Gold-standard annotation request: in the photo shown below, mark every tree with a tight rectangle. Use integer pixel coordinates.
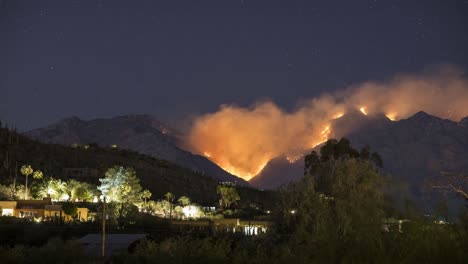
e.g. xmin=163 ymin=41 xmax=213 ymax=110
xmin=178 ymin=196 xmax=191 ymax=207
xmin=165 ymin=192 xmax=175 ymax=219
xmin=62 ymin=202 xmax=78 ymax=221
xmin=305 ymin=138 xmax=383 ymax=194
xmin=217 ymin=184 xmax=240 ymax=210
xmin=65 ymin=179 xmax=96 ymax=202
xmin=98 ymin=166 xmax=143 ymax=204
xmin=276 ymin=154 xmax=387 ymax=262
xmin=432 ymin=172 xmax=468 ymax=203
xmin=98 ymin=166 xmax=144 ymax=226
xmin=370 ymin=152 xmax=383 ymax=168
xmin=37 ymin=178 xmax=68 ymax=201
xmin=0 ymin=184 xmax=24 ymax=200
xmin=0 ymin=184 xmax=13 ymax=200
xmin=32 ymin=170 xmax=43 ymax=180
xmin=79 ymin=183 xmax=96 ymax=202
xmin=360 ymin=145 xmax=371 ymax=160
xmin=150 ymin=200 xmax=172 ymax=218
xmin=304 ymin=150 xmax=320 ymax=176
xmin=20 ymin=165 xmax=33 ymax=200
xmin=141 ymin=189 xmax=152 ymax=209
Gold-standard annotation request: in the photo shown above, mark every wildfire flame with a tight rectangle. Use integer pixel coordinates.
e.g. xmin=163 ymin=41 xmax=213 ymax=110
xmin=359 ymin=106 xmax=368 ymax=115
xmin=333 ymin=112 xmax=344 ymax=119
xmin=307 ymin=124 xmax=332 ymax=149
xmin=286 ymin=154 xmax=304 ymax=164
xmin=188 ymin=67 xmax=468 ymax=181
xmin=385 ymin=112 xmax=397 ymax=121
xmin=215 ymin=159 xmax=268 ymax=181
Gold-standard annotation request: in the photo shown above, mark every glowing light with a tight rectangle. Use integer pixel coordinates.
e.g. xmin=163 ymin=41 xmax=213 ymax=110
xmin=386 ymin=112 xmax=397 ymax=121
xmin=203 ymin=152 xmax=212 ymax=158
xmin=1 ymin=208 xmax=13 ymax=216
xmin=182 ymin=205 xmax=203 ymax=219
xmin=93 ymin=196 xmax=98 ymax=203
xmin=60 ymin=194 xmax=70 ymax=201
xmin=359 ymin=106 xmax=367 ymax=115
xmin=244 ymin=226 xmax=259 ymax=235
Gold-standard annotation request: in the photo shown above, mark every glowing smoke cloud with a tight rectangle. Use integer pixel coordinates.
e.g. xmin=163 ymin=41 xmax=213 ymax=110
xmin=188 ymin=66 xmax=468 ymax=180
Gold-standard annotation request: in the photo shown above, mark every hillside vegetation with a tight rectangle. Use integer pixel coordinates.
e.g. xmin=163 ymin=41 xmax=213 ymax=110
xmin=0 ymin=124 xmax=275 ymax=207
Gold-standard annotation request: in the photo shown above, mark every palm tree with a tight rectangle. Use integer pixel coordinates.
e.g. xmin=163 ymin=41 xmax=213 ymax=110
xmin=141 ymin=189 xmax=152 ymax=210
xmin=38 ymin=178 xmax=68 ymax=201
xmin=52 ymin=179 xmax=68 ymax=201
xmin=33 ymin=170 xmax=43 ymax=180
xmin=178 ymin=196 xmax=191 ymax=207
xmin=165 ymin=192 xmax=175 ymax=219
xmin=20 ymin=165 xmax=33 ymax=199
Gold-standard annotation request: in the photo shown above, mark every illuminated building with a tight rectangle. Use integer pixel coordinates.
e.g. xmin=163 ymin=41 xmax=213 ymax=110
xmin=0 ymin=198 xmax=92 ymax=222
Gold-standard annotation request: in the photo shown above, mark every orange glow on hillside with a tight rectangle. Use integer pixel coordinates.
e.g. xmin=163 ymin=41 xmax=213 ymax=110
xmin=212 ymin=159 xmax=269 ymax=181
xmin=188 ymin=68 xmax=468 ymax=181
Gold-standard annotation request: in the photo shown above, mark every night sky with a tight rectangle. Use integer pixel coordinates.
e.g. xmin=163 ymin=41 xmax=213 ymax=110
xmin=1 ymin=0 xmax=467 ymax=131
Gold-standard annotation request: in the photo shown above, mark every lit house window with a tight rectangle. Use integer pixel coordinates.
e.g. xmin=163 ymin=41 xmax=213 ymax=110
xmin=1 ymin=208 xmax=14 ymax=216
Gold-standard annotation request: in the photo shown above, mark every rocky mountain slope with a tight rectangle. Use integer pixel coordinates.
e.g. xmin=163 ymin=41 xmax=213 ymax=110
xmin=25 ymin=115 xmax=249 ymax=185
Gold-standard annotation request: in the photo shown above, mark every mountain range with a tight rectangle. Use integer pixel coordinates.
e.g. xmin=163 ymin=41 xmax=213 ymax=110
xmin=253 ymin=111 xmax=468 ymax=187
xmin=25 ymin=114 xmax=249 ymax=186
xmin=251 ymin=111 xmax=468 ymax=209
xmin=26 ymin=112 xmax=468 ymax=206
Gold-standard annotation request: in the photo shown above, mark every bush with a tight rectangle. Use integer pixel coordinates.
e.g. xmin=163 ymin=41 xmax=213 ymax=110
xmin=0 ymin=237 xmax=95 ymax=264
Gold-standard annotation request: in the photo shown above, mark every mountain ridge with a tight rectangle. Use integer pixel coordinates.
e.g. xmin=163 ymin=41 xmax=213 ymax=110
xmin=250 ymin=111 xmax=468 ymax=196
xmin=25 ymin=115 xmax=249 ymax=186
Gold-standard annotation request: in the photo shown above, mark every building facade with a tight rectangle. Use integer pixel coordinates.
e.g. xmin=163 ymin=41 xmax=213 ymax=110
xmin=0 ymin=198 xmax=90 ymax=222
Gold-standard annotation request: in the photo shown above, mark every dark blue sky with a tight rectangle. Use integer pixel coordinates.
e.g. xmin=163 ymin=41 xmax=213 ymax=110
xmin=1 ymin=0 xmax=467 ymax=130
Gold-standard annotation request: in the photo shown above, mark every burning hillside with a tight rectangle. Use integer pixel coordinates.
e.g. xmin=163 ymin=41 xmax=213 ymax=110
xmin=187 ymin=66 xmax=468 ymax=181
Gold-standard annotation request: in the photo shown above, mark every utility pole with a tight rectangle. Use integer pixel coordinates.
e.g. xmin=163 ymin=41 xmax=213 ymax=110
xmin=14 ymin=161 xmax=17 ymax=190
xmin=102 ymin=196 xmax=106 ymax=257
xmin=24 ymin=172 xmax=28 ymax=200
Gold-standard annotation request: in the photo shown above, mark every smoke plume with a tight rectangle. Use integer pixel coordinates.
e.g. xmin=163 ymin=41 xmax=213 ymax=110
xmin=187 ymin=66 xmax=468 ymax=180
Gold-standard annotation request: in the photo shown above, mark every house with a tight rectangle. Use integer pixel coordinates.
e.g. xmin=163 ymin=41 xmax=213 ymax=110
xmin=212 ymin=218 xmax=269 ymax=235
xmin=169 ymin=218 xmax=270 ymax=235
xmin=78 ymin=234 xmax=148 ymax=256
xmin=0 ymin=198 xmax=91 ymax=222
